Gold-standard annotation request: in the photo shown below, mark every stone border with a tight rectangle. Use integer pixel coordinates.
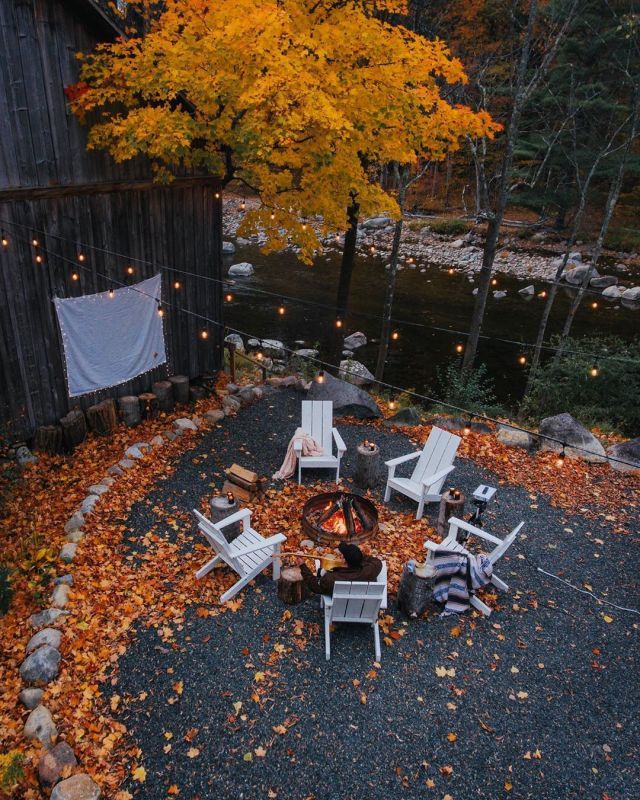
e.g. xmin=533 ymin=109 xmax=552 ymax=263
xmin=14 ymin=380 xmax=281 ymax=797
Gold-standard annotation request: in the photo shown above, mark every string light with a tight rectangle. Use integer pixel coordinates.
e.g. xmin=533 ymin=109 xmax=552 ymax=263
xmin=71 ymin=271 xmax=79 ymax=282
xmin=77 ymin=251 xmax=85 ymax=262
xmin=555 ymin=445 xmax=566 ymax=469
xmin=491 ymin=278 xmax=498 ymax=287
xmin=448 ymin=268 xmax=455 ymax=275
xmin=539 ymin=290 xmax=547 ymax=299
xmin=225 ymin=292 xmax=234 ymax=303
xmin=391 ymin=330 xmax=399 ymax=341
xmin=406 ymin=256 xmax=414 ymax=264
xmin=463 ymin=420 xmax=472 ymax=436
xmin=173 ymin=280 xmax=181 ymax=290
xmin=157 ymin=303 xmax=164 ymax=318
xmin=256 ymin=351 xmax=264 ymax=361
xmin=518 ymin=354 xmax=527 ymax=365
xmin=455 ymin=343 xmax=464 ymax=354
xmin=335 ymin=316 xmax=343 ymax=329
xmin=214 ymin=192 xmax=221 ymax=200
xmin=388 ymin=399 xmax=396 ymax=410
xmin=302 ymin=222 xmax=307 ymax=231
xmin=278 ymin=300 xmax=286 ymax=316
xmin=270 ymin=211 xmax=275 ymax=221
xmin=126 ymin=265 xmax=134 ymax=276
xmin=200 ymin=329 xmax=209 ymax=340
xmin=1 ymin=231 xmax=8 ymax=247
xmin=369 ymin=245 xmax=376 ymax=254
xmin=35 ymin=253 xmax=43 ymax=264
xmin=240 ymin=200 xmax=246 ymax=211
xmin=316 ymin=370 xmax=325 ymax=384
xmin=589 ymin=363 xmax=599 ymax=378
xmin=32 ymin=237 xmax=39 ymax=247
xmin=591 ymin=301 xmax=598 ymax=310
xmin=108 ymin=286 xmax=115 ymax=298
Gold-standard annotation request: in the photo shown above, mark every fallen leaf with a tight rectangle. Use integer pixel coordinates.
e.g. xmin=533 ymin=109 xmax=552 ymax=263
xmin=132 ymin=766 xmax=146 ymax=783
xmin=446 ymin=732 xmax=457 ymax=743
xmin=186 ymin=748 xmax=200 ymax=759
xmin=255 ymin=746 xmax=267 ymax=757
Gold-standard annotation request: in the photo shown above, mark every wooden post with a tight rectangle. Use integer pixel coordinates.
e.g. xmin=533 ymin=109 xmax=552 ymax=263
xmin=118 ymin=395 xmax=141 ymax=427
xmin=33 ymin=425 xmax=63 ymax=454
xmin=277 ymin=566 xmax=309 ymax=604
xmin=354 ymin=442 xmax=380 ymax=489
xmin=60 ymin=409 xmax=87 ymax=451
xmin=138 ymin=392 xmax=159 ymax=420
xmin=169 ymin=375 xmax=190 ymax=405
xmin=209 ymin=495 xmax=242 ymax=542
xmin=228 ymin=343 xmax=236 ymax=383
xmin=152 ymin=380 xmax=174 ymax=412
xmin=86 ymin=399 xmax=117 ymax=436
xmin=437 ymin=490 xmax=465 ymax=537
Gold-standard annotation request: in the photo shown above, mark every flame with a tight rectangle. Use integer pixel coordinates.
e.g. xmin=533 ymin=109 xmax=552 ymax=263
xmin=320 ymin=510 xmax=363 ymax=536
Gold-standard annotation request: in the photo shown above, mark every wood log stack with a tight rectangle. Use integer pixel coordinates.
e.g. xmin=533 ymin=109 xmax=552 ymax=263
xmin=222 ymin=463 xmax=268 ymax=504
xmin=86 ymin=399 xmax=117 ymax=436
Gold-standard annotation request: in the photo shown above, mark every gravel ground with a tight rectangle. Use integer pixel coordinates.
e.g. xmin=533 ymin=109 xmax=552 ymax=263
xmin=111 ymin=389 xmax=639 ymax=800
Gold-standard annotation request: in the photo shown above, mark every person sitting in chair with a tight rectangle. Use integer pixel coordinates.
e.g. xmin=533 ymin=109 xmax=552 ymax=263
xmin=299 ymin=541 xmax=382 ymax=595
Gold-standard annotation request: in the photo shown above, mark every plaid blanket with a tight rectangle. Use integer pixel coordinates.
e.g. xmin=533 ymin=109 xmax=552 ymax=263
xmin=432 ymin=549 xmax=493 ymax=614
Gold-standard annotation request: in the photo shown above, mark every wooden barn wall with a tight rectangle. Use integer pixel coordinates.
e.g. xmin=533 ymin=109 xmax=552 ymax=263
xmin=0 ymin=0 xmax=223 ymax=439
xmin=0 ymin=186 xmax=223 ymax=439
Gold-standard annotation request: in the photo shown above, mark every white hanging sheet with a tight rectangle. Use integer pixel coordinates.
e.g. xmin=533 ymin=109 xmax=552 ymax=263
xmin=53 ymin=274 xmax=166 ymax=397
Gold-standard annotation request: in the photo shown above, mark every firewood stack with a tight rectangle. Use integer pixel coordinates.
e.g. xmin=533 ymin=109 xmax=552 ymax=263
xmin=222 ymin=463 xmax=268 ymax=504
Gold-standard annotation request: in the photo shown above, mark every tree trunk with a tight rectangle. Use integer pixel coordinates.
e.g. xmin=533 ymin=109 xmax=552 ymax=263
xmin=444 ymin=154 xmax=453 ymax=209
xmin=333 ymin=193 xmax=360 ymax=363
xmin=374 ymin=216 xmax=403 ymax=382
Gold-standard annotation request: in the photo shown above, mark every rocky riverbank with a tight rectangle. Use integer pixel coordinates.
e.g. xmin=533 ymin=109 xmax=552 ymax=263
xmin=222 ymin=195 xmax=640 ymax=298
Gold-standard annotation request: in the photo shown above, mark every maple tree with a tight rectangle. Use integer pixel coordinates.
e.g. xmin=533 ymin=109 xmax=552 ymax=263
xmin=68 ymin=0 xmax=498 ymax=262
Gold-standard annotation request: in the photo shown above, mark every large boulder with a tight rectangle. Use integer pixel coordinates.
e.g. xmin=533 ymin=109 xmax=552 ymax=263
xmin=622 ymin=286 xmax=640 ymax=301
xmin=339 ymin=359 xmax=375 ymax=386
xmin=222 ymin=240 xmax=236 ymax=255
xmin=260 ymin=339 xmax=286 ymax=357
xmin=50 ymin=774 xmax=101 ymax=800
xmin=384 ymin=407 xmax=422 ymax=427
xmin=343 ymin=331 xmax=367 ymax=350
xmin=24 ymin=705 xmax=57 ymax=748
xmin=590 ymin=275 xmax=617 ymax=289
xmin=539 ymin=413 xmax=606 ymax=462
xmin=224 ymin=333 xmax=245 ymax=353
xmin=228 ymin=262 xmax=254 ymax=276
xmin=26 ymin=628 xmax=61 ymax=655
xmin=518 ymin=284 xmax=535 ymax=296
xmin=563 ymin=265 xmax=598 ymax=285
xmin=20 ymin=644 xmax=61 ymax=685
xmin=362 ymin=216 xmax=391 ymax=229
xmin=38 ymin=741 xmax=78 ymax=789
xmin=606 ymin=438 xmax=640 ymax=473
xmin=496 ymin=424 xmax=533 ymax=450
xmin=307 ymin=371 xmax=381 ymax=419
xmin=602 ymin=285 xmax=623 ymax=299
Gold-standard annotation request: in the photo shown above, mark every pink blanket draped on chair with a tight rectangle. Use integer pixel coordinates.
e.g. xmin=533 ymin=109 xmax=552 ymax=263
xmin=273 ymin=427 xmax=323 ymax=480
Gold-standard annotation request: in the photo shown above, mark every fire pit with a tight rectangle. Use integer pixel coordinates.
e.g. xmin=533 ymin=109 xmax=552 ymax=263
xmin=301 ymin=491 xmax=378 ymax=547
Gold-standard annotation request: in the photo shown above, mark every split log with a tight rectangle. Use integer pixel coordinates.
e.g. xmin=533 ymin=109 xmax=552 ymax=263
xmin=139 ymin=392 xmax=159 ymax=420
xmin=168 ymin=374 xmax=190 ymax=405
xmin=33 ymin=425 xmax=63 ymax=454
xmin=209 ymin=495 xmax=241 ymax=542
xmin=437 ymin=490 xmax=465 ymax=537
xmin=60 ymin=409 xmax=87 ymax=451
xmin=277 ymin=566 xmax=309 ymax=604
xmin=355 ymin=443 xmax=380 ymax=489
xmin=397 ymin=564 xmax=433 ymax=618
xmin=189 ymin=385 xmax=207 ymax=402
xmin=118 ymin=395 xmax=141 ymax=427
xmin=86 ymin=399 xmax=117 ymax=436
xmin=152 ymin=380 xmax=174 ymax=412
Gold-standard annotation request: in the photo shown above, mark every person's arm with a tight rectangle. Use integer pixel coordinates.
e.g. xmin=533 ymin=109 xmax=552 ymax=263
xmin=299 ymin=562 xmax=324 ymax=594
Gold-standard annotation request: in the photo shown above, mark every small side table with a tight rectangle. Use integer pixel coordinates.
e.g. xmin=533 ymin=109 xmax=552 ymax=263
xmin=209 ymin=495 xmax=242 ymax=542
xmin=437 ymin=489 xmax=465 ymax=537
xmin=355 ymin=442 xmax=380 ymax=489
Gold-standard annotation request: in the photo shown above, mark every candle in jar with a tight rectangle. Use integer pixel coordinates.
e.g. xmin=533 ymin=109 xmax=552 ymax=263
xmin=454 ymin=490 xmax=461 ymax=500
xmin=226 ymin=491 xmax=235 ymax=504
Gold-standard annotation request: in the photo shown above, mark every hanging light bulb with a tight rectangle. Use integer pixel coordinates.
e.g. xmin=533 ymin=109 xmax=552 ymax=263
xmin=335 ymin=316 xmax=343 ymax=329
xmin=302 ymin=222 xmax=307 ymax=231
xmin=256 ymin=350 xmax=264 ymax=361
xmin=108 ymin=286 xmax=115 ymax=298
xmin=270 ymin=211 xmax=275 ymax=221
xmin=77 ymin=251 xmax=85 ymax=262
xmin=589 ymin=363 xmax=599 ymax=378
xmin=126 ymin=265 xmax=134 ymax=276
xmin=278 ymin=300 xmax=286 ymax=316
xmin=157 ymin=303 xmax=164 ymax=318
xmin=388 ymin=399 xmax=396 ymax=411
xmin=591 ymin=301 xmax=598 ymax=310
xmin=1 ymin=231 xmax=8 ymax=247
xmin=369 ymin=244 xmax=376 ymax=254
xmin=200 ymin=329 xmax=209 ymax=340
xmin=539 ymin=290 xmax=547 ymax=299
xmin=240 ymin=200 xmax=246 ymax=211
xmin=463 ymin=420 xmax=472 ymax=436
xmin=225 ymin=292 xmax=234 ymax=303
xmin=555 ymin=445 xmax=566 ymax=469
xmin=491 ymin=277 xmax=498 ymax=287
xmin=448 ymin=267 xmax=455 ymax=275
xmin=391 ymin=330 xmax=399 ymax=341
xmin=316 ymin=370 xmax=325 ymax=384
xmin=71 ymin=271 xmax=79 ymax=281
xmin=518 ymin=354 xmax=527 ymax=365
xmin=35 ymin=253 xmax=43 ymax=264
xmin=406 ymin=256 xmax=414 ymax=264
xmin=32 ymin=237 xmax=39 ymax=247
xmin=214 ymin=191 xmax=221 ymax=200
xmin=455 ymin=343 xmax=464 ymax=354
xmin=335 ymin=233 xmax=340 ymax=242
xmin=173 ymin=280 xmax=181 ymax=290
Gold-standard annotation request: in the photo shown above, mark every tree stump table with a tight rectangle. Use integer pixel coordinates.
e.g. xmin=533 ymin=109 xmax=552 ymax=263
xmin=139 ymin=392 xmax=159 ymax=420
xmin=437 ymin=489 xmax=465 ymax=537
xmin=86 ymin=398 xmax=117 ymax=436
xmin=209 ymin=495 xmax=241 ymax=542
xmin=397 ymin=564 xmax=434 ymax=618
xmin=169 ymin=374 xmax=190 ymax=405
xmin=152 ymin=380 xmax=174 ymax=412
xmin=277 ymin=566 xmax=309 ymax=604
xmin=355 ymin=441 xmax=380 ymax=489
xmin=118 ymin=396 xmax=141 ymax=427
xmin=60 ymin=409 xmax=87 ymax=451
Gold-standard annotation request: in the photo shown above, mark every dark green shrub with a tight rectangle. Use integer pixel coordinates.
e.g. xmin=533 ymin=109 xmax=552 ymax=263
xmin=432 ymin=359 xmax=504 ymax=417
xmin=428 ymin=218 xmax=472 ymax=237
xmin=520 ymin=336 xmax=640 ymax=436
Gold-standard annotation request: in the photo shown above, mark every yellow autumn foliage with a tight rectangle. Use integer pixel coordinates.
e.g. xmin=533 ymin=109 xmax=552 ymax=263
xmin=69 ymin=0 xmax=499 ymax=261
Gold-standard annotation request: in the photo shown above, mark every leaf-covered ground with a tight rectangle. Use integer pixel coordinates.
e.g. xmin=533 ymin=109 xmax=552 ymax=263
xmin=2 ymin=386 xmax=639 ymax=799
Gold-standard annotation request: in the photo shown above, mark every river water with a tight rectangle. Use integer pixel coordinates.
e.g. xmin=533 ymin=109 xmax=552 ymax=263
xmin=222 ymin=243 xmax=638 ymax=407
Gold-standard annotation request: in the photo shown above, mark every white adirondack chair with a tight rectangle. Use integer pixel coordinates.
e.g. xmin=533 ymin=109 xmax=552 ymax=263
xmin=384 ymin=426 xmax=461 ymax=519
xmin=296 ymin=400 xmax=346 ymax=484
xmin=193 ymin=508 xmax=286 ymax=603
xmin=424 ymin=516 xmax=523 ymax=616
xmin=321 ymin=580 xmax=386 ymax=661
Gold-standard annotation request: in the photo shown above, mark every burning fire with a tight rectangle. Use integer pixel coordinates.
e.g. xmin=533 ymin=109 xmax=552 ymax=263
xmin=315 ymin=503 xmax=363 ymax=536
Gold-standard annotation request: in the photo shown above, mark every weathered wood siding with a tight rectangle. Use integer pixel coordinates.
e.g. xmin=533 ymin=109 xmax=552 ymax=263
xmin=0 ymin=0 xmax=223 ymax=439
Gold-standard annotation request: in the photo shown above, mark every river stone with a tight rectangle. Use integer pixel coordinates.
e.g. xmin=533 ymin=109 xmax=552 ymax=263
xmin=343 ymin=331 xmax=367 ymax=350
xmin=65 ymin=530 xmax=84 ymax=543
xmin=493 ymin=290 xmax=507 ymax=298
xmin=17 ymin=445 xmax=37 ymax=466
xmin=64 ymin=512 xmax=84 ymax=534
xmin=107 ymin=463 xmax=123 ymax=476
xmin=26 ymin=628 xmax=61 ymax=655
xmin=19 ymin=687 xmax=44 ymax=709
xmin=363 ymin=216 xmax=390 ymax=228
xmin=563 ymin=265 xmax=598 ymax=285
xmin=602 ymin=285 xmax=623 ymax=299
xmin=174 ymin=417 xmax=198 ymax=431
xmin=450 ymin=238 xmax=465 ymax=248
xmin=124 ymin=444 xmax=145 ymax=459
xmin=222 ymin=396 xmax=241 ymax=414
xmin=590 ymin=275 xmax=617 ymax=289
xmin=80 ymin=495 xmax=99 ymax=514
xmin=54 ymin=574 xmax=73 ymax=586
xmin=228 ymin=261 xmax=254 ymax=276
xmin=224 ymin=333 xmax=245 ymax=353
xmin=294 ymin=348 xmax=319 ymax=358
xmin=518 ymin=284 xmax=535 ymax=296
xmin=222 ymin=240 xmax=236 ymax=255
xmin=30 ymin=608 xmax=68 ymax=629
xmin=569 ymin=250 xmax=582 ymax=262
xmin=51 ymin=584 xmax=70 ymax=608
xmin=88 ymin=484 xmax=108 ymax=496
xmin=50 ymin=774 xmax=101 ymax=800
xmin=164 ymin=429 xmax=178 ymax=441
xmin=38 ymin=741 xmax=78 ymax=789
xmin=24 ymin=705 xmax=57 ymax=748
xmin=339 ymin=359 xmax=375 ymax=386
xmin=261 ymin=338 xmax=286 ymax=357
xmin=150 ymin=435 xmax=165 ymax=447
xmin=118 ymin=458 xmax=136 ymax=469
xmin=539 ymin=413 xmax=606 ymax=462
xmin=622 ymin=286 xmax=640 ymax=301
xmin=253 ymin=386 xmax=264 ymax=399
xmin=60 ymin=543 xmax=77 ymax=563
xmin=226 ymin=382 xmax=240 ymax=394
xmin=384 ymin=407 xmax=422 ymax=427
xmin=204 ymin=409 xmax=225 ymax=424
xmin=496 ymin=424 xmax=533 ymax=450
xmin=21 ymin=644 xmax=61 ymax=686
xmin=308 ymin=371 xmax=381 ymax=419
xmin=606 ymin=438 xmax=640 ymax=473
